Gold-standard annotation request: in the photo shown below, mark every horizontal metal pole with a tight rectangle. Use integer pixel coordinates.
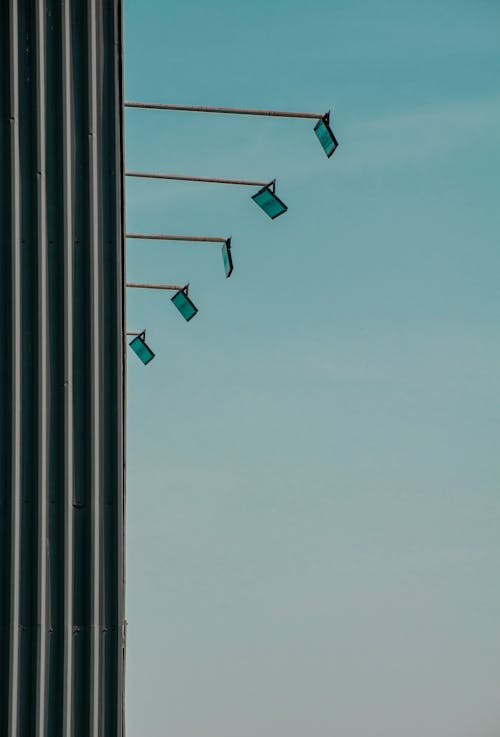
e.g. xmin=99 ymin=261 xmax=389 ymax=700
xmin=126 ymin=331 xmax=143 ymax=336
xmin=126 ymin=282 xmax=185 ymax=291
xmin=126 ymin=171 xmax=271 ymax=188
xmin=125 ymin=101 xmax=324 ymax=120
xmin=126 ymin=233 xmax=227 ymax=244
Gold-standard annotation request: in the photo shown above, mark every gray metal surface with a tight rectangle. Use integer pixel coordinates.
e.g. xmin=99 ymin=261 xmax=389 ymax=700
xmin=125 ymin=100 xmax=325 ymax=118
xmin=126 ymin=170 xmax=271 ymax=187
xmin=126 ymin=283 xmax=186 ymax=291
xmin=0 ymin=1 xmax=126 ymax=735
xmin=126 ymin=233 xmax=228 ymax=243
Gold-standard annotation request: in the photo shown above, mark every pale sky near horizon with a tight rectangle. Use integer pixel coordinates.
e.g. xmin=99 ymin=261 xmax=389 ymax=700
xmin=123 ymin=2 xmax=500 ymax=736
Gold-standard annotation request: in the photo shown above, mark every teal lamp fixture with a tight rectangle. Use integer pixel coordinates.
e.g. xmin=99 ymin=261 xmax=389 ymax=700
xmin=126 ymin=232 xmax=234 ymax=279
xmin=125 ymin=171 xmax=287 ymax=220
xmin=171 ymin=287 xmax=198 ymax=321
xmin=221 ymin=238 xmax=233 ymax=278
xmin=125 ymin=101 xmax=339 ymax=159
xmin=126 ymin=281 xmax=199 ymax=321
xmin=251 ymin=181 xmax=287 ymax=219
xmin=313 ymin=113 xmax=338 ymax=158
xmin=127 ymin=330 xmax=155 ymax=365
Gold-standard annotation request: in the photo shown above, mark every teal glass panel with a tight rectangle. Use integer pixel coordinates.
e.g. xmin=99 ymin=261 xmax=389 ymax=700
xmin=222 ymin=240 xmax=233 ymax=278
xmin=171 ymin=290 xmax=198 ymax=321
xmin=314 ymin=117 xmax=338 ymax=158
xmin=129 ymin=335 xmax=155 ymax=365
xmin=251 ymin=186 xmax=287 ymax=219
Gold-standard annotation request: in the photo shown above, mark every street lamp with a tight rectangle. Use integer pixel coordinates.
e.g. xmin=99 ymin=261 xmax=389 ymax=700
xmin=251 ymin=181 xmax=287 ymax=219
xmin=126 ymin=233 xmax=234 ymax=279
xmin=126 ymin=171 xmax=288 ymax=219
xmin=221 ymin=238 xmax=233 ymax=278
xmin=127 ymin=330 xmax=155 ymax=365
xmin=313 ymin=113 xmax=338 ymax=158
xmin=125 ymin=101 xmax=339 ymax=158
xmin=126 ymin=281 xmax=199 ymax=322
xmin=171 ymin=287 xmax=198 ymax=321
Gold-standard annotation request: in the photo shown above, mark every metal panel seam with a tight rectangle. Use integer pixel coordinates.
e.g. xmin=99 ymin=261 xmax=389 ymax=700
xmin=61 ymin=0 xmax=75 ymax=734
xmin=117 ymin=0 xmax=127 ymax=731
xmin=88 ymin=0 xmax=102 ymax=734
xmin=35 ymin=1 xmax=50 ymax=733
xmin=8 ymin=1 xmax=22 ymax=734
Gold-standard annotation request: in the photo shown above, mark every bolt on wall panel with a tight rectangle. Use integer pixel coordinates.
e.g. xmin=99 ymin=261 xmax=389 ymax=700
xmin=0 ymin=1 xmax=126 ymax=735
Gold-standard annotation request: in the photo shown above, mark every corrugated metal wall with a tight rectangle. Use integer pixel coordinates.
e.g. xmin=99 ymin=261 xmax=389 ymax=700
xmin=0 ymin=0 xmax=126 ymax=735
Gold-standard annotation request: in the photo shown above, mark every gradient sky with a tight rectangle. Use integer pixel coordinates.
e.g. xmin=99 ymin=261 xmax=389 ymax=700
xmin=123 ymin=2 xmax=500 ymax=736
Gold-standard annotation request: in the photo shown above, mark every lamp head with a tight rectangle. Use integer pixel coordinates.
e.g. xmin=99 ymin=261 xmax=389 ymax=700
xmin=171 ymin=286 xmax=198 ymax=321
xmin=129 ymin=331 xmax=155 ymax=365
xmin=314 ymin=112 xmax=338 ymax=158
xmin=222 ymin=238 xmax=234 ymax=278
xmin=252 ymin=182 xmax=288 ymax=219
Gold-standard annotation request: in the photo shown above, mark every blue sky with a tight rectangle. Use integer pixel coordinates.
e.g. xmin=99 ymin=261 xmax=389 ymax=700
xmin=123 ymin=1 xmax=500 ymax=736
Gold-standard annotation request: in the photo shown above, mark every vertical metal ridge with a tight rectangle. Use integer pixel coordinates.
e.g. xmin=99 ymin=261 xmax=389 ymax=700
xmin=100 ymin=2 xmax=126 ymax=731
xmin=61 ymin=0 xmax=75 ymax=734
xmin=88 ymin=0 xmax=103 ymax=733
xmin=0 ymin=0 xmax=11 ymax=725
xmin=61 ymin=22 xmax=75 ymax=737
xmin=8 ymin=0 xmax=22 ymax=734
xmin=69 ymin=0 xmax=91 ymax=729
xmin=34 ymin=1 xmax=50 ymax=734
xmin=116 ymin=0 xmax=127 ymax=729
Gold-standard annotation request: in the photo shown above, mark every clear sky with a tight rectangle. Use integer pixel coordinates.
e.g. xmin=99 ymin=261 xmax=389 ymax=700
xmin=123 ymin=2 xmax=500 ymax=736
